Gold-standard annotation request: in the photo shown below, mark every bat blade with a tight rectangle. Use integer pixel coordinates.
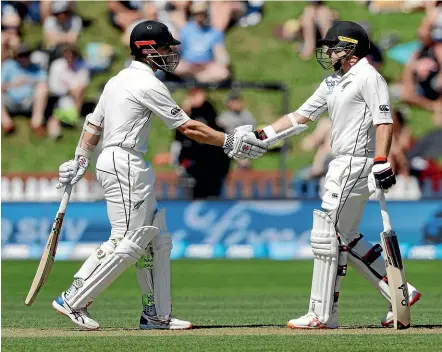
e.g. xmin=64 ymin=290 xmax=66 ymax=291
xmin=380 ymin=230 xmax=410 ymax=329
xmin=25 ymin=213 xmax=65 ymax=306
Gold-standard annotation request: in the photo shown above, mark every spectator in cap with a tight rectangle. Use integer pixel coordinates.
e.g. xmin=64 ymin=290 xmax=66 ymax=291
xmin=217 ymin=90 xmax=256 ymax=169
xmin=43 ymin=1 xmax=82 ymax=50
xmin=400 ymin=24 xmax=442 ymax=127
xmin=1 ymin=44 xmax=48 ymax=136
xmin=174 ymin=1 xmax=230 ymax=83
xmin=217 ymin=90 xmax=256 ymax=134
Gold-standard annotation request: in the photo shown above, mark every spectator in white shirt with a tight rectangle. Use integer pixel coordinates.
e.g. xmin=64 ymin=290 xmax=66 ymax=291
xmin=43 ymin=1 xmax=82 ymax=50
xmin=45 ymin=45 xmax=89 ymax=138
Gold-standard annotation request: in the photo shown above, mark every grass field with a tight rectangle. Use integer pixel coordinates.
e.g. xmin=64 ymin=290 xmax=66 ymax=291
xmin=1 ymin=1 xmax=436 ymax=173
xmin=2 ymin=260 xmax=442 ymax=351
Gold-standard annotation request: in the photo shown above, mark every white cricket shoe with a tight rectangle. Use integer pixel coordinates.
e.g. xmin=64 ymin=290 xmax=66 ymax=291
xmin=52 ymin=293 xmax=99 ymax=330
xmin=139 ymin=312 xmax=192 ymax=330
xmin=381 ymin=288 xmax=422 ymax=327
xmin=287 ymin=312 xmax=336 ymax=329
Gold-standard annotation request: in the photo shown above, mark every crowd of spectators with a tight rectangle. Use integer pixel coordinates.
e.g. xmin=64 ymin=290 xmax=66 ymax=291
xmin=2 ymin=1 xmax=440 ymax=199
xmin=1 ymin=1 xmax=90 ymax=139
xmin=1 ymin=0 xmax=264 ymax=142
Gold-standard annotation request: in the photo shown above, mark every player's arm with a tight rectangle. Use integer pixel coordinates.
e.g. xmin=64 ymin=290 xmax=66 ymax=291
xmin=362 ymin=74 xmax=396 ymax=192
xmin=142 ymin=83 xmax=267 ymax=159
xmin=56 ymin=93 xmax=105 ymax=189
xmin=177 ymin=119 xmax=225 ymax=146
xmin=253 ymin=82 xmax=328 ymax=142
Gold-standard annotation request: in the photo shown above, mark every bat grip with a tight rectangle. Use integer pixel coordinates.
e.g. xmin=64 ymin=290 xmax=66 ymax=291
xmin=58 ymin=184 xmax=73 ymax=213
xmin=376 ymin=189 xmax=392 ymax=232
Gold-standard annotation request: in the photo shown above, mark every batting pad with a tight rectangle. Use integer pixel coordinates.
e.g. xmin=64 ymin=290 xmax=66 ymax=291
xmin=309 ymin=210 xmax=339 ymax=324
xmin=67 ymin=226 xmax=159 ymax=309
xmin=135 ymin=208 xmax=172 ymax=319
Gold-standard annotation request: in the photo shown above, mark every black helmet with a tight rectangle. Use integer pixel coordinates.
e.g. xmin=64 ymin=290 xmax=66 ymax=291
xmin=130 ymin=20 xmax=181 ymax=72
xmin=316 ymin=21 xmax=370 ymax=71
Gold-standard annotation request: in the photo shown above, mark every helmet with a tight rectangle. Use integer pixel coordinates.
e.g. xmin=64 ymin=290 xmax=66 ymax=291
xmin=316 ymin=21 xmax=370 ymax=71
xmin=130 ymin=20 xmax=181 ymax=72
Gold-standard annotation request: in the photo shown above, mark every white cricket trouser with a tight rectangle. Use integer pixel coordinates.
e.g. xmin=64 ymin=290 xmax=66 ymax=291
xmin=321 ymin=155 xmax=373 ymax=244
xmin=95 ymin=146 xmax=157 ymax=241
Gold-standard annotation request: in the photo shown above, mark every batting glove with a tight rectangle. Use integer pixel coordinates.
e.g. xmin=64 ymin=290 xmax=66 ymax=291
xmin=368 ymin=157 xmax=396 ymax=193
xmin=224 ymin=125 xmax=268 ymax=160
xmin=56 ymin=155 xmax=90 ymax=189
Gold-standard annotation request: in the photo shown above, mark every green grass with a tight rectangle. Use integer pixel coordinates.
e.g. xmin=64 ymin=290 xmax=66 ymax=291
xmin=1 ymin=2 xmax=435 ymax=172
xmin=2 ymin=260 xmax=442 ymax=351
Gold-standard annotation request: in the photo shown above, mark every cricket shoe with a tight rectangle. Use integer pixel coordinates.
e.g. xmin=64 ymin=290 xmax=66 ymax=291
xmin=381 ymin=288 xmax=422 ymax=327
xmin=52 ymin=293 xmax=99 ymax=330
xmin=287 ymin=311 xmax=338 ymax=329
xmin=139 ymin=312 xmax=192 ymax=330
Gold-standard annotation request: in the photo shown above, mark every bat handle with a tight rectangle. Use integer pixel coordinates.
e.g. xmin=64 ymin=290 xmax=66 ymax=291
xmin=376 ymin=189 xmax=392 ymax=233
xmin=58 ymin=184 xmax=73 ymax=213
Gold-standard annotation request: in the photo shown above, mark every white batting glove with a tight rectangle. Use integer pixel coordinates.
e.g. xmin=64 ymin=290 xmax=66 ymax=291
xmin=224 ymin=125 xmax=268 ymax=160
xmin=56 ymin=156 xmax=90 ymax=189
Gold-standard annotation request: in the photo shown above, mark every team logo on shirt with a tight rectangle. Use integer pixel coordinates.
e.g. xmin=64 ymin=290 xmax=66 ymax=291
xmin=171 ymin=107 xmax=182 ymax=116
xmin=341 ymin=81 xmax=352 ymax=91
xmin=379 ymin=105 xmax=390 ymax=112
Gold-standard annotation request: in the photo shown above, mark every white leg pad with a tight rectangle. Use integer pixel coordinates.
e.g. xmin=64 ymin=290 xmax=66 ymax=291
xmin=136 ymin=208 xmax=171 ymax=319
xmin=309 ymin=210 xmax=339 ymax=324
xmin=66 ymin=226 xmax=159 ymax=309
xmin=152 ymin=231 xmax=172 ymax=319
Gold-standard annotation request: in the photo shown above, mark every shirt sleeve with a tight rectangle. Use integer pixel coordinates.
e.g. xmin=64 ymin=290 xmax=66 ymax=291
xmin=88 ymin=93 xmax=105 ymax=127
xmin=43 ymin=17 xmax=56 ymax=32
xmin=296 ymin=80 xmax=328 ymax=121
xmin=212 ymin=30 xmax=224 ymax=46
xmin=1 ymin=61 xmax=12 ymax=83
xmin=140 ymin=82 xmax=190 ymax=129
xmin=361 ymin=73 xmax=393 ymax=125
xmin=69 ymin=16 xmax=83 ymax=33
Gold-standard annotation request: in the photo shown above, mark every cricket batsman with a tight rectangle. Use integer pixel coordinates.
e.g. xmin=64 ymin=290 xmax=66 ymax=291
xmin=52 ymin=20 xmax=268 ymax=330
xmin=246 ymin=21 xmax=421 ymax=328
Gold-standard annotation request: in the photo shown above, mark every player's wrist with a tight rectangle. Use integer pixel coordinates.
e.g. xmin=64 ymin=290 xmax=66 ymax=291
xmin=75 ymin=146 xmax=93 ymax=160
xmin=223 ymin=133 xmax=234 ymax=149
xmin=374 ymin=156 xmax=388 ymax=165
xmin=254 ymin=125 xmax=276 ymax=141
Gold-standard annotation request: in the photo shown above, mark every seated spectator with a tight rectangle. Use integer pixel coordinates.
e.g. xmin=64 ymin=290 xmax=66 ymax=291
xmin=300 ymin=117 xmax=332 ymax=178
xmin=400 ymin=27 xmax=442 ymax=126
xmin=174 ymin=1 xmax=230 ymax=83
xmin=108 ymin=0 xmax=145 ymax=31
xmin=209 ymin=1 xmax=247 ymax=32
xmin=43 ymin=1 xmax=82 ymax=51
xmin=1 ymin=12 xmax=21 ymax=63
xmin=171 ymin=88 xmax=230 ymax=199
xmin=1 ymin=1 xmax=44 ymax=24
xmin=389 ymin=107 xmax=414 ymax=176
xmin=46 ymin=45 xmax=90 ymax=139
xmin=299 ymin=1 xmax=337 ymax=60
xmin=1 ymin=44 xmax=48 ymax=136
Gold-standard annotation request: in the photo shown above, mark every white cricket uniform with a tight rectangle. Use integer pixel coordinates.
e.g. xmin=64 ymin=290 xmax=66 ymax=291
xmin=88 ymin=61 xmax=190 ymax=239
xmin=296 ymin=58 xmax=393 ymax=243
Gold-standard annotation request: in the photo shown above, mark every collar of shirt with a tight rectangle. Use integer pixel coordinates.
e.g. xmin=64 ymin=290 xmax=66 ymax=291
xmin=344 ymin=57 xmax=369 ymax=77
xmin=129 ymin=60 xmax=156 ymax=75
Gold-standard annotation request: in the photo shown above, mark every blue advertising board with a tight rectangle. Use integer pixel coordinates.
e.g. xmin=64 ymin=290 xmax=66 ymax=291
xmin=2 ymin=200 xmax=442 ymax=259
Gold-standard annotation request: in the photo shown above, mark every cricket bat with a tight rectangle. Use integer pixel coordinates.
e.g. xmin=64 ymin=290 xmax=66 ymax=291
xmin=376 ymin=189 xmax=410 ymax=329
xmin=25 ymin=185 xmax=73 ymax=306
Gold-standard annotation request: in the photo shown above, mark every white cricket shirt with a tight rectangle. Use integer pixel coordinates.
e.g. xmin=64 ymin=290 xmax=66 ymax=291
xmin=296 ymin=58 xmax=393 ymax=157
xmin=88 ymin=61 xmax=190 ymax=154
